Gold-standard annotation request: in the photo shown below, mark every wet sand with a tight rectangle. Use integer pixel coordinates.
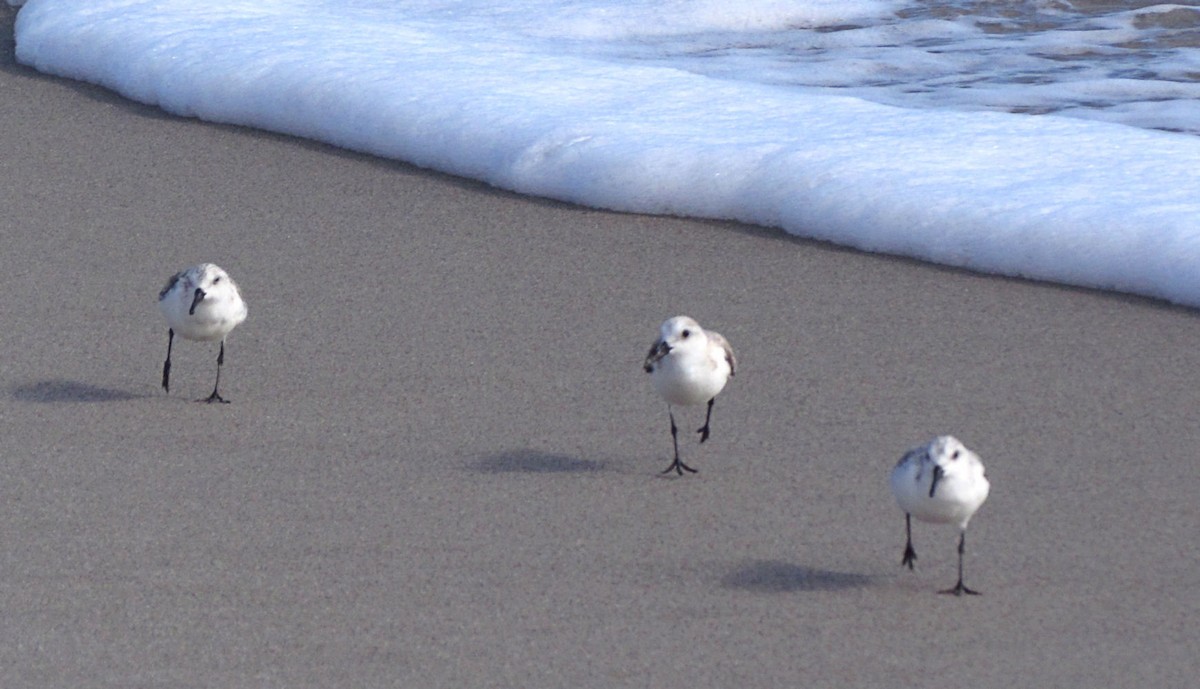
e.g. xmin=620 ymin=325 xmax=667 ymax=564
xmin=1 ymin=6 xmax=1197 ymax=687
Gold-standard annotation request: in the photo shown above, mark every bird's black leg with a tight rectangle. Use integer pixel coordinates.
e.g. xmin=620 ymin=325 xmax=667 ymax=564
xmin=201 ymin=340 xmax=230 ymax=404
xmin=661 ymin=408 xmax=697 ymax=475
xmin=901 ymin=513 xmax=917 ymax=570
xmin=696 ymin=397 xmax=715 ymax=442
xmin=162 ymin=329 xmax=175 ymax=393
xmin=939 ymin=532 xmax=980 ymax=596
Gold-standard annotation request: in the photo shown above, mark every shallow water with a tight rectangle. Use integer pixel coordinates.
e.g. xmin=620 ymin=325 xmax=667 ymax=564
xmin=580 ymin=0 xmax=1200 ymax=133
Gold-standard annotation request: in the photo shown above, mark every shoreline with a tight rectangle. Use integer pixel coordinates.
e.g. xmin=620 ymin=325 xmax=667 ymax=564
xmin=12 ymin=3 xmax=1200 ymax=312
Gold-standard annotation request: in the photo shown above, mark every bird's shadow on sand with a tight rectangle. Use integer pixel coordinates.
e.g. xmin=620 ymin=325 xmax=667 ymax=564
xmin=12 ymin=380 xmax=146 ymax=403
xmin=722 ymin=560 xmax=876 ymax=593
xmin=470 ymin=449 xmax=608 ymax=474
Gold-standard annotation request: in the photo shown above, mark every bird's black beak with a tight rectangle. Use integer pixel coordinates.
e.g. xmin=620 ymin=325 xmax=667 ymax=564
xmin=929 ymin=465 xmax=944 ymax=498
xmin=189 ymin=287 xmax=206 ymax=315
xmin=644 ymin=340 xmax=672 ymax=372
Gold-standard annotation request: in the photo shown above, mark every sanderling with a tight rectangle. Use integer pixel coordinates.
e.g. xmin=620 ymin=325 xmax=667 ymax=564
xmin=158 ymin=263 xmax=248 ymax=403
xmin=643 ymin=316 xmax=737 ymax=475
xmin=890 ymin=435 xmax=990 ymax=595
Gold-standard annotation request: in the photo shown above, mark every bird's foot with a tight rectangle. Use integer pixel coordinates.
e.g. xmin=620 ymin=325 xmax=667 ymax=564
xmin=938 ymin=581 xmax=981 ymax=596
xmin=696 ymin=425 xmax=710 ymax=443
xmin=660 ymin=458 xmax=698 ymax=476
xmin=901 ymin=545 xmax=917 ymax=570
xmin=199 ymin=391 xmax=231 ymax=404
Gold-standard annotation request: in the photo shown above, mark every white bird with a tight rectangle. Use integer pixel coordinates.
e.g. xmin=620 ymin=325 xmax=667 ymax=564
xmin=890 ymin=435 xmax=990 ymax=595
xmin=643 ymin=316 xmax=736 ymax=475
xmin=158 ymin=263 xmax=248 ymax=403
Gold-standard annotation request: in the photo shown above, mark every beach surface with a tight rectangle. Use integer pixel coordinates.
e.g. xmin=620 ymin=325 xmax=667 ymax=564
xmin=1 ymin=6 xmax=1197 ymax=687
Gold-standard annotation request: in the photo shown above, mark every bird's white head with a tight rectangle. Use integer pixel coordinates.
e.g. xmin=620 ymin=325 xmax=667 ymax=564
xmin=928 ymin=435 xmax=986 ymax=484
xmin=659 ymin=315 xmax=707 ymax=354
xmin=186 ymin=263 xmax=237 ymax=311
xmin=194 ymin=263 xmax=232 ymax=289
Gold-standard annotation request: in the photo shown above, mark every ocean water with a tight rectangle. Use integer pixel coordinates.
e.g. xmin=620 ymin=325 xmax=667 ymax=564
xmin=11 ymin=0 xmax=1200 ymax=306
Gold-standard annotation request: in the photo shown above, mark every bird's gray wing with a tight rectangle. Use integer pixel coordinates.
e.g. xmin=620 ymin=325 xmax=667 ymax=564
xmin=708 ymin=331 xmax=736 ymax=376
xmin=158 ymin=270 xmax=186 ymax=301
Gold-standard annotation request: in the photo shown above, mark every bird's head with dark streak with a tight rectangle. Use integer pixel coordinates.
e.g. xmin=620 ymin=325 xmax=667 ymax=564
xmin=925 ymin=435 xmax=984 ymax=499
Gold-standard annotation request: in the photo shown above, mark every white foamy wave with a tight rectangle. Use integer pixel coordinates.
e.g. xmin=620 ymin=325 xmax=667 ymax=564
xmin=13 ymin=0 xmax=1200 ymax=306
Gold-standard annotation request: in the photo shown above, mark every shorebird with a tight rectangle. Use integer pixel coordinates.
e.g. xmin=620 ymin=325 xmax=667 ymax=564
xmin=158 ymin=263 xmax=248 ymax=403
xmin=890 ymin=435 xmax=990 ymax=595
xmin=643 ymin=316 xmax=736 ymax=475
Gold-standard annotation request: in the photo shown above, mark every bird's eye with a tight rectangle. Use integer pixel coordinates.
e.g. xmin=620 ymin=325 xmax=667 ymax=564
xmin=951 ymin=450 xmax=961 ymax=460
xmin=213 ymin=276 xmax=221 ymax=283
xmin=681 ymin=329 xmax=691 ymax=338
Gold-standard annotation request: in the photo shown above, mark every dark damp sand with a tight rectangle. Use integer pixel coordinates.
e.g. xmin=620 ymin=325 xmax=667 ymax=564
xmin=1 ymin=6 xmax=1197 ymax=688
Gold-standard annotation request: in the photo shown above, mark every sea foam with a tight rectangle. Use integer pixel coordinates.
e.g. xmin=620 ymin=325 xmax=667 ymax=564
xmin=13 ymin=0 xmax=1200 ymax=306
